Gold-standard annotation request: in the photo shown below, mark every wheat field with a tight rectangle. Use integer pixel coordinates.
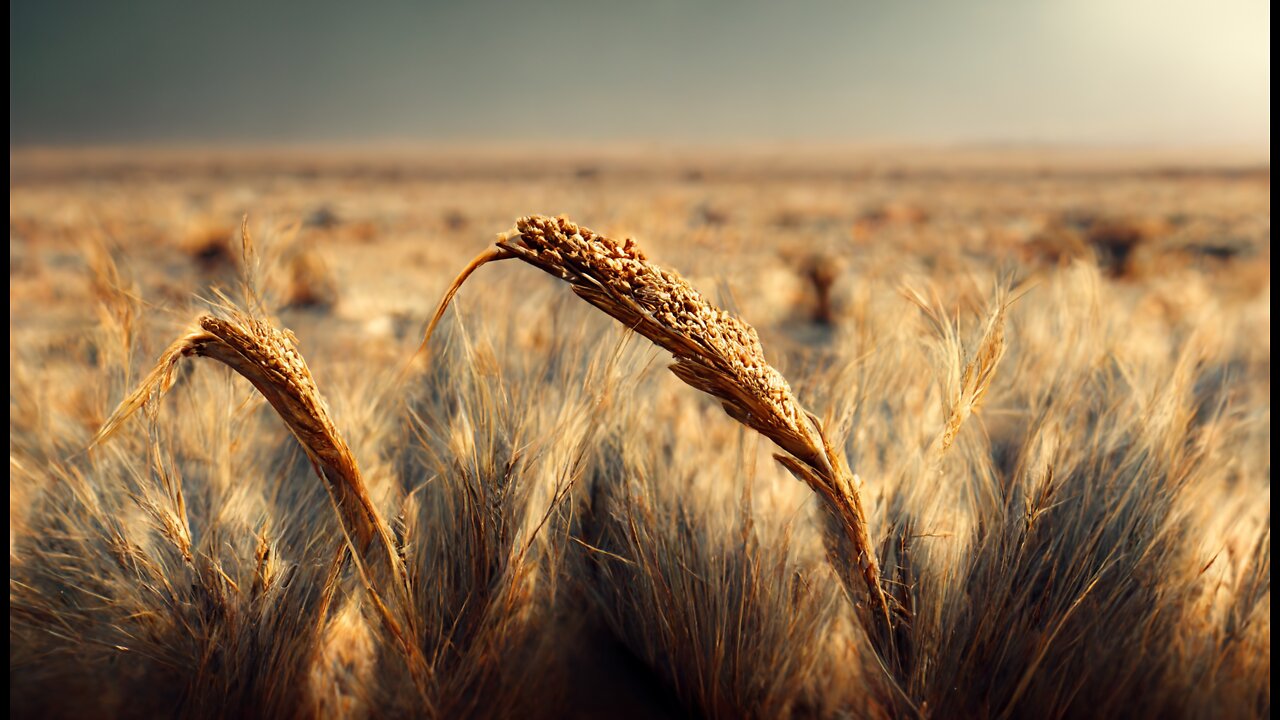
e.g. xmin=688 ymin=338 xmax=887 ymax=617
xmin=9 ymin=148 xmax=1270 ymax=718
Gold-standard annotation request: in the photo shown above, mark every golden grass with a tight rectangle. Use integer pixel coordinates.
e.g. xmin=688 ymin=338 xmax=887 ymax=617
xmin=9 ymin=154 xmax=1271 ymax=718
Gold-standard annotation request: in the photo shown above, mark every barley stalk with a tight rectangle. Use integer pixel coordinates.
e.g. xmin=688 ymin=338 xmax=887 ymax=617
xmin=423 ymin=214 xmax=892 ymax=624
xmin=94 ymin=310 xmax=432 ymax=693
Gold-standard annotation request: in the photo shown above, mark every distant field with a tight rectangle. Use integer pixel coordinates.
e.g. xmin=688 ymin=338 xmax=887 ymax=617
xmin=10 ymin=148 xmax=1270 ymax=718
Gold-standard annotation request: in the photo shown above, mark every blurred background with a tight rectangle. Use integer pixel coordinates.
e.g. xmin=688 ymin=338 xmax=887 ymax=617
xmin=9 ymin=0 xmax=1270 ymax=355
xmin=10 ymin=0 xmax=1270 ymax=150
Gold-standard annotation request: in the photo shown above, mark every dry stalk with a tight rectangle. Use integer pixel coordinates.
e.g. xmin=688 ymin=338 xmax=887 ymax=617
xmin=94 ymin=311 xmax=431 ymax=692
xmin=423 ymin=214 xmax=892 ymax=624
xmin=903 ymin=284 xmax=1010 ymax=456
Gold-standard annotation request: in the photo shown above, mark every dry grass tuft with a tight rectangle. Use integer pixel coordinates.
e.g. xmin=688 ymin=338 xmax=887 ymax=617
xmin=62 ymin=223 xmax=593 ymax=718
xmin=94 ymin=312 xmax=389 ymax=563
xmin=91 ymin=302 xmax=434 ymax=701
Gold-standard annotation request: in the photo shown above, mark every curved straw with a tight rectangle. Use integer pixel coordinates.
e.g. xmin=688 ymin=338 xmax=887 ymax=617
xmin=398 ymin=246 xmax=512 ymax=385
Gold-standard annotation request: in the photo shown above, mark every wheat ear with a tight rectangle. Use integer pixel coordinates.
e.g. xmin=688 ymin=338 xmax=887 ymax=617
xmin=94 ymin=311 xmax=431 ymax=689
xmin=423 ymin=214 xmax=891 ymax=622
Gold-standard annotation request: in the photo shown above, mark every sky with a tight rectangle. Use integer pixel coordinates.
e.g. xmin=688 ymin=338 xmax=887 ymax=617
xmin=9 ymin=0 xmax=1271 ymax=148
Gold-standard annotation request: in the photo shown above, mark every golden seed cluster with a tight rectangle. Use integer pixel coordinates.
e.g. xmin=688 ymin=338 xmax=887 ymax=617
xmin=200 ymin=315 xmax=326 ymax=418
xmin=505 ymin=215 xmax=806 ymax=431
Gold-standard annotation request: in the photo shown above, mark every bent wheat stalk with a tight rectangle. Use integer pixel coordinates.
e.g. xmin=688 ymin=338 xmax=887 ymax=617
xmin=423 ymin=214 xmax=892 ymax=624
xmin=94 ymin=310 xmax=431 ymax=692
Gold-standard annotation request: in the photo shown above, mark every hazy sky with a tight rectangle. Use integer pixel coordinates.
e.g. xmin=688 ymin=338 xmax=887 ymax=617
xmin=9 ymin=0 xmax=1270 ymax=147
